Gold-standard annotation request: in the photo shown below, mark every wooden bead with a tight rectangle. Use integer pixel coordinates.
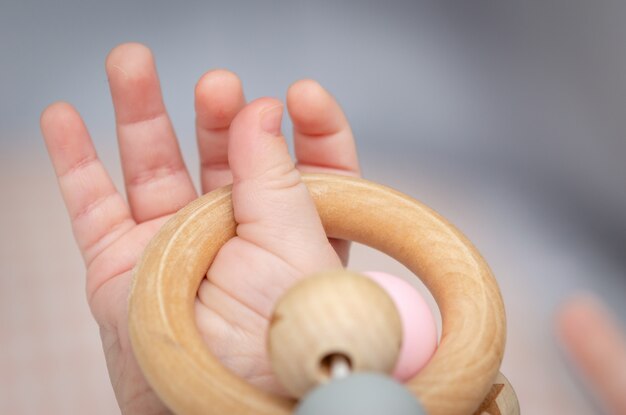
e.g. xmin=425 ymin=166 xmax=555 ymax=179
xmin=473 ymin=372 xmax=520 ymax=415
xmin=268 ymin=270 xmax=403 ymax=398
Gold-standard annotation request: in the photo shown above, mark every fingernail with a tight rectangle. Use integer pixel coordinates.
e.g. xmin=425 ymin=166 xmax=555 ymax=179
xmin=260 ymin=105 xmax=283 ymax=136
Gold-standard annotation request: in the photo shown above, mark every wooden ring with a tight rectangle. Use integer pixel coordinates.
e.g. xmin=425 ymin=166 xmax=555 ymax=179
xmin=129 ymin=174 xmax=506 ymax=415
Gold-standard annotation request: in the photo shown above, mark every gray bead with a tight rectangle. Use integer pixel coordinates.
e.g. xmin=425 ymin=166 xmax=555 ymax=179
xmin=295 ymin=373 xmax=426 ymax=415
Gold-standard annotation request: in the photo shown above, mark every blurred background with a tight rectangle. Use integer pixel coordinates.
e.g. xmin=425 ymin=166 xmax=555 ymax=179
xmin=1 ymin=0 xmax=625 ymax=413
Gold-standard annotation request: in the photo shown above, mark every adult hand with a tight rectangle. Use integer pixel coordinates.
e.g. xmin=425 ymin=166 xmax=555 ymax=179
xmin=41 ymin=43 xmax=360 ymax=414
xmin=557 ymin=294 xmax=626 ymax=414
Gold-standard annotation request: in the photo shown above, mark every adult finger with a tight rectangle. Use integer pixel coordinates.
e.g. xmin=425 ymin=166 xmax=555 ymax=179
xmin=195 ymin=69 xmax=246 ymax=193
xmin=287 ymin=79 xmax=360 ymax=264
xmin=106 ymin=42 xmax=197 ymax=222
xmin=287 ymin=79 xmax=360 ymax=177
xmin=41 ymin=102 xmax=135 ymax=266
xmin=556 ymin=294 xmax=626 ymax=414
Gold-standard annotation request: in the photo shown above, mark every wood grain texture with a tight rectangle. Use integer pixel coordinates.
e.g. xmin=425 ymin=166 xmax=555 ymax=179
xmin=268 ymin=270 xmax=403 ymax=398
xmin=473 ymin=372 xmax=520 ymax=415
xmin=128 ymin=174 xmax=506 ymax=415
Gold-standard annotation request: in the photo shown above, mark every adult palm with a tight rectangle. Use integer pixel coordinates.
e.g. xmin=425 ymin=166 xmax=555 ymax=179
xmin=41 ymin=43 xmax=360 ymax=414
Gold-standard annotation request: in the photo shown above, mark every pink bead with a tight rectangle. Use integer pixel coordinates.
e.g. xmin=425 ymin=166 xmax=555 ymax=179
xmin=363 ymin=271 xmax=438 ymax=382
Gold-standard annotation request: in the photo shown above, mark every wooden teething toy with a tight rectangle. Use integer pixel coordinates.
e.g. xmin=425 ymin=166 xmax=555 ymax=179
xmin=128 ymin=174 xmax=516 ymax=414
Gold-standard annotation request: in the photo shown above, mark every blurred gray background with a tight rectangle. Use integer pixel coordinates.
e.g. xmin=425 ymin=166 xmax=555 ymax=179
xmin=1 ymin=0 xmax=625 ymax=413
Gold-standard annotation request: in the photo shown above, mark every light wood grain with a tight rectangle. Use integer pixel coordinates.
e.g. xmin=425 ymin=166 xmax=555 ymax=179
xmin=268 ymin=270 xmax=403 ymax=398
xmin=473 ymin=372 xmax=520 ymax=415
xmin=129 ymin=174 xmax=506 ymax=415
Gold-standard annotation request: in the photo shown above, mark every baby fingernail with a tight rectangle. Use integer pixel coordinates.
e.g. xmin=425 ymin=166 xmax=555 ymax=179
xmin=261 ymin=105 xmax=283 ymax=136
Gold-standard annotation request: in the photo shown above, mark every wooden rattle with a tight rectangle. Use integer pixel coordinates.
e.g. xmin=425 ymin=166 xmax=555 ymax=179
xmin=128 ymin=174 xmax=518 ymax=414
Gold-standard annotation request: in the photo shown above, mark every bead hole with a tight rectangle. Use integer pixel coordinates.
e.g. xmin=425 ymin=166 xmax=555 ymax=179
xmin=319 ymin=352 xmax=353 ymax=380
